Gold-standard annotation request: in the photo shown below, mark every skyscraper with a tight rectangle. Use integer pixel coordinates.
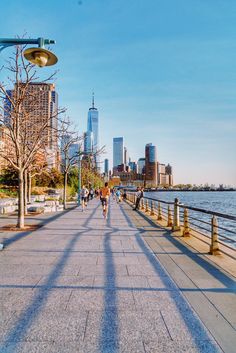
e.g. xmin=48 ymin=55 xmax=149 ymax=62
xmin=87 ymin=93 xmax=100 ymax=171
xmin=145 ymin=143 xmax=157 ymax=185
xmin=104 ymin=158 xmax=109 ymax=174
xmin=113 ymin=137 xmax=124 ymax=167
xmin=84 ymin=131 xmax=94 ymax=154
xmin=124 ymin=147 xmax=128 ymax=166
xmin=87 ymin=93 xmax=99 ymax=149
xmin=138 ymin=158 xmax=145 ymax=174
xmin=4 ymin=83 xmax=59 ymax=168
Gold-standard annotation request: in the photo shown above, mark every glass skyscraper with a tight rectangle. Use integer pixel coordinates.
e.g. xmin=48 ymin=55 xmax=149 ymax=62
xmin=113 ymin=137 xmax=124 ymax=167
xmin=84 ymin=131 xmax=94 ymax=154
xmin=104 ymin=158 xmax=109 ymax=174
xmin=87 ymin=93 xmax=99 ymax=170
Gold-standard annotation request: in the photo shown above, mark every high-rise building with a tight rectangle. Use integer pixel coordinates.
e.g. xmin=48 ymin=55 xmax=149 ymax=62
xmin=129 ymin=161 xmax=137 ymax=173
xmin=124 ymin=147 xmax=128 ymax=166
xmin=113 ymin=137 xmax=124 ymax=167
xmin=104 ymin=158 xmax=109 ymax=174
xmin=87 ymin=93 xmax=99 ymax=171
xmin=145 ymin=143 xmax=157 ymax=185
xmin=137 ymin=158 xmax=145 ymax=174
xmin=84 ymin=131 xmax=94 ymax=154
xmin=4 ymin=83 xmax=59 ymax=168
xmin=165 ymin=164 xmax=172 ymax=175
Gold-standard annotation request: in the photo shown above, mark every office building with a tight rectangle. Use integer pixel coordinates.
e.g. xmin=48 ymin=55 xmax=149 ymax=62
xmin=4 ymin=83 xmax=59 ymax=168
xmin=138 ymin=158 xmax=145 ymax=174
xmin=124 ymin=147 xmax=128 ymax=166
xmin=84 ymin=131 xmax=94 ymax=154
xmin=165 ymin=164 xmax=172 ymax=175
xmin=104 ymin=158 xmax=109 ymax=175
xmin=87 ymin=93 xmax=100 ymax=171
xmin=129 ymin=161 xmax=137 ymax=173
xmin=145 ymin=143 xmax=157 ymax=186
xmin=113 ymin=137 xmax=124 ymax=167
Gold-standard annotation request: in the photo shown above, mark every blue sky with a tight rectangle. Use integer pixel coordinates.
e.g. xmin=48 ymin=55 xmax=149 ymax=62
xmin=1 ymin=0 xmax=236 ymax=185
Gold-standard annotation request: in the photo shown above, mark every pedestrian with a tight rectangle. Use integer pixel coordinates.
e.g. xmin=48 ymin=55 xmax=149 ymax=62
xmin=116 ymin=189 xmax=121 ymax=203
xmin=123 ymin=189 xmax=127 ymax=200
xmin=80 ymin=185 xmax=89 ymax=211
xmin=89 ymin=188 xmax=94 ymax=200
xmin=133 ymin=187 xmax=144 ymax=210
xmin=100 ymin=182 xmax=111 ymax=219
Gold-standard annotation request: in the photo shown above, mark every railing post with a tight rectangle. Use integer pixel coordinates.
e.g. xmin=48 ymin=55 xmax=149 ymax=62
xmin=150 ymin=201 xmax=155 ymax=215
xmin=157 ymin=202 xmax=162 ymax=220
xmin=167 ymin=205 xmax=173 ymax=227
xmin=145 ymin=199 xmax=149 ymax=212
xmin=210 ymin=216 xmax=220 ymax=255
xmin=141 ymin=198 xmax=145 ymax=210
xmin=172 ymin=198 xmax=180 ymax=231
xmin=183 ymin=208 xmax=190 ymax=236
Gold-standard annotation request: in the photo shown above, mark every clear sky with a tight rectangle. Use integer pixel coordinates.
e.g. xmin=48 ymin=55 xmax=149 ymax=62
xmin=1 ymin=0 xmax=236 ymax=185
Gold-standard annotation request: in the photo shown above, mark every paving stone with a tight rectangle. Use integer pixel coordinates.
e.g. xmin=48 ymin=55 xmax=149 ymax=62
xmin=0 ymin=199 xmax=224 ymax=353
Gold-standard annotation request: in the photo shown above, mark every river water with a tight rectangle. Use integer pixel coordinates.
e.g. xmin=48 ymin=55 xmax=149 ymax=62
xmin=145 ymin=191 xmax=236 ymax=247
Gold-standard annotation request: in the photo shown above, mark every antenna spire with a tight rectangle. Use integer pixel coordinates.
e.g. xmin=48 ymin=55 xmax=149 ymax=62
xmin=92 ymin=91 xmax=95 ymax=109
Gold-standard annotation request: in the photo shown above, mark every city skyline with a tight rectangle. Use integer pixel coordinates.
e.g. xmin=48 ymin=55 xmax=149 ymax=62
xmin=0 ymin=0 xmax=236 ymax=185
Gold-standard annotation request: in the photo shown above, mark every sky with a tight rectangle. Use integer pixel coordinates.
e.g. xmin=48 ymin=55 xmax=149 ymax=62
xmin=1 ymin=0 xmax=236 ymax=185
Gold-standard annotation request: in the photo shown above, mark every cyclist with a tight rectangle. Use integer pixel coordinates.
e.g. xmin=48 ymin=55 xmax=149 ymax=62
xmin=100 ymin=182 xmax=111 ymax=219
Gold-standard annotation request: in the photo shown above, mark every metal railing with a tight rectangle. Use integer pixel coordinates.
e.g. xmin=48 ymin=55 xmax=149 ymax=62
xmin=126 ymin=192 xmax=236 ymax=257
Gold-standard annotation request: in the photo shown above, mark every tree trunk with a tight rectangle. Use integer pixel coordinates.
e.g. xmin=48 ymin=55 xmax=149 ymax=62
xmin=17 ymin=170 xmax=25 ymax=229
xmin=28 ymin=174 xmax=32 ymax=203
xmin=63 ymin=172 xmax=67 ymax=210
xmin=24 ymin=170 xmax=28 ymax=215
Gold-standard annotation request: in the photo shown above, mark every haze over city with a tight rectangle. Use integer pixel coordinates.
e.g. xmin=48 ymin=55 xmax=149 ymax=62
xmin=1 ymin=0 xmax=236 ymax=185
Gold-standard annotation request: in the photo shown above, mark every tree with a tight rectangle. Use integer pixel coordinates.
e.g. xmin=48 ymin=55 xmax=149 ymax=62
xmin=0 ymin=44 xmax=64 ymax=228
xmin=59 ymin=117 xmax=83 ymax=209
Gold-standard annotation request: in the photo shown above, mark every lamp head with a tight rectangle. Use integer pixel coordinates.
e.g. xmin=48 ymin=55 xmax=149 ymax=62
xmin=23 ymin=47 xmax=58 ymax=67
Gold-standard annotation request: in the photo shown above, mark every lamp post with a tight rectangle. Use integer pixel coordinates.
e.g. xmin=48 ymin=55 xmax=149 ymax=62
xmin=78 ymin=145 xmax=82 ymax=206
xmin=0 ymin=37 xmax=58 ymax=67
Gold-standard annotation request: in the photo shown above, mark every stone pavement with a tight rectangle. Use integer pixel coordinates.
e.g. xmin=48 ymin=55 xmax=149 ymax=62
xmin=0 ymin=198 xmax=234 ymax=353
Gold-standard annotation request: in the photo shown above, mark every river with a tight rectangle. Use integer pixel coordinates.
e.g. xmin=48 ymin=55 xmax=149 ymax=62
xmin=145 ymin=191 xmax=236 ymax=247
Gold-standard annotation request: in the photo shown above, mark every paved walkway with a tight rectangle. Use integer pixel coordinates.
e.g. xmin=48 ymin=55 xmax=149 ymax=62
xmin=0 ymin=199 xmax=235 ymax=353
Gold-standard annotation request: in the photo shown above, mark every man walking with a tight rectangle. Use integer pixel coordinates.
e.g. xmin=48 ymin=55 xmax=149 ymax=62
xmin=133 ymin=187 xmax=144 ymax=211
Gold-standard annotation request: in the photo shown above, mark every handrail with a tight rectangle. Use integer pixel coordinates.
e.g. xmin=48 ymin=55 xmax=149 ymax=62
xmin=125 ymin=191 xmax=236 ymax=255
xmin=128 ymin=192 xmax=236 ymax=221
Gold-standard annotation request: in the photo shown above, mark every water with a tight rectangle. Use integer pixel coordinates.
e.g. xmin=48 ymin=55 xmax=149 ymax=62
xmin=145 ymin=191 xmax=236 ymax=248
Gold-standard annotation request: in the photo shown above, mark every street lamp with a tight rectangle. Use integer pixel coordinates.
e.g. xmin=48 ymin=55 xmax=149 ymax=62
xmin=78 ymin=145 xmax=82 ymax=206
xmin=0 ymin=37 xmax=58 ymax=67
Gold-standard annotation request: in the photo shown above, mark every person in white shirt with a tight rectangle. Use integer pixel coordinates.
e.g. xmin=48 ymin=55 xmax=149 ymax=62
xmin=80 ymin=185 xmax=89 ymax=211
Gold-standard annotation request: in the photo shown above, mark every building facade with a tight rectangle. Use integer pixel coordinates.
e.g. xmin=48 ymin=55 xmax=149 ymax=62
xmin=104 ymin=158 xmax=109 ymax=175
xmin=3 ymin=82 xmax=59 ymax=169
xmin=113 ymin=137 xmax=124 ymax=168
xmin=84 ymin=131 xmax=94 ymax=154
xmin=87 ymin=93 xmax=100 ymax=171
xmin=137 ymin=158 xmax=145 ymax=174
xmin=145 ymin=143 xmax=157 ymax=186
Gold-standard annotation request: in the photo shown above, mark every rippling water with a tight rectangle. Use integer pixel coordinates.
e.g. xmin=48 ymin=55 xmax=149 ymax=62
xmin=145 ymin=191 xmax=236 ymax=247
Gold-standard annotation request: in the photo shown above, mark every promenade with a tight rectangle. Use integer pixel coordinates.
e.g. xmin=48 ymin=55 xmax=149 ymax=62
xmin=0 ymin=198 xmax=235 ymax=353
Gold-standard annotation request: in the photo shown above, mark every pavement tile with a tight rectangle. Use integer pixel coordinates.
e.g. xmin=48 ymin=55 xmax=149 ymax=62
xmin=0 ymin=199 xmax=224 ymax=353
xmin=0 ymin=341 xmax=81 ymax=353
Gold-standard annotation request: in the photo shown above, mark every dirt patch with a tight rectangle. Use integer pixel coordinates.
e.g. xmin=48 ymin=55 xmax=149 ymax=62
xmin=0 ymin=224 xmax=42 ymax=232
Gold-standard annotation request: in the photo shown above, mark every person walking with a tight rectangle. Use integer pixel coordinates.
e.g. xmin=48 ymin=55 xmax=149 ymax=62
xmin=115 ymin=189 xmax=121 ymax=203
xmin=80 ymin=185 xmax=89 ymax=211
xmin=100 ymin=182 xmax=111 ymax=219
xmin=89 ymin=188 xmax=94 ymax=200
xmin=133 ymin=187 xmax=144 ymax=210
